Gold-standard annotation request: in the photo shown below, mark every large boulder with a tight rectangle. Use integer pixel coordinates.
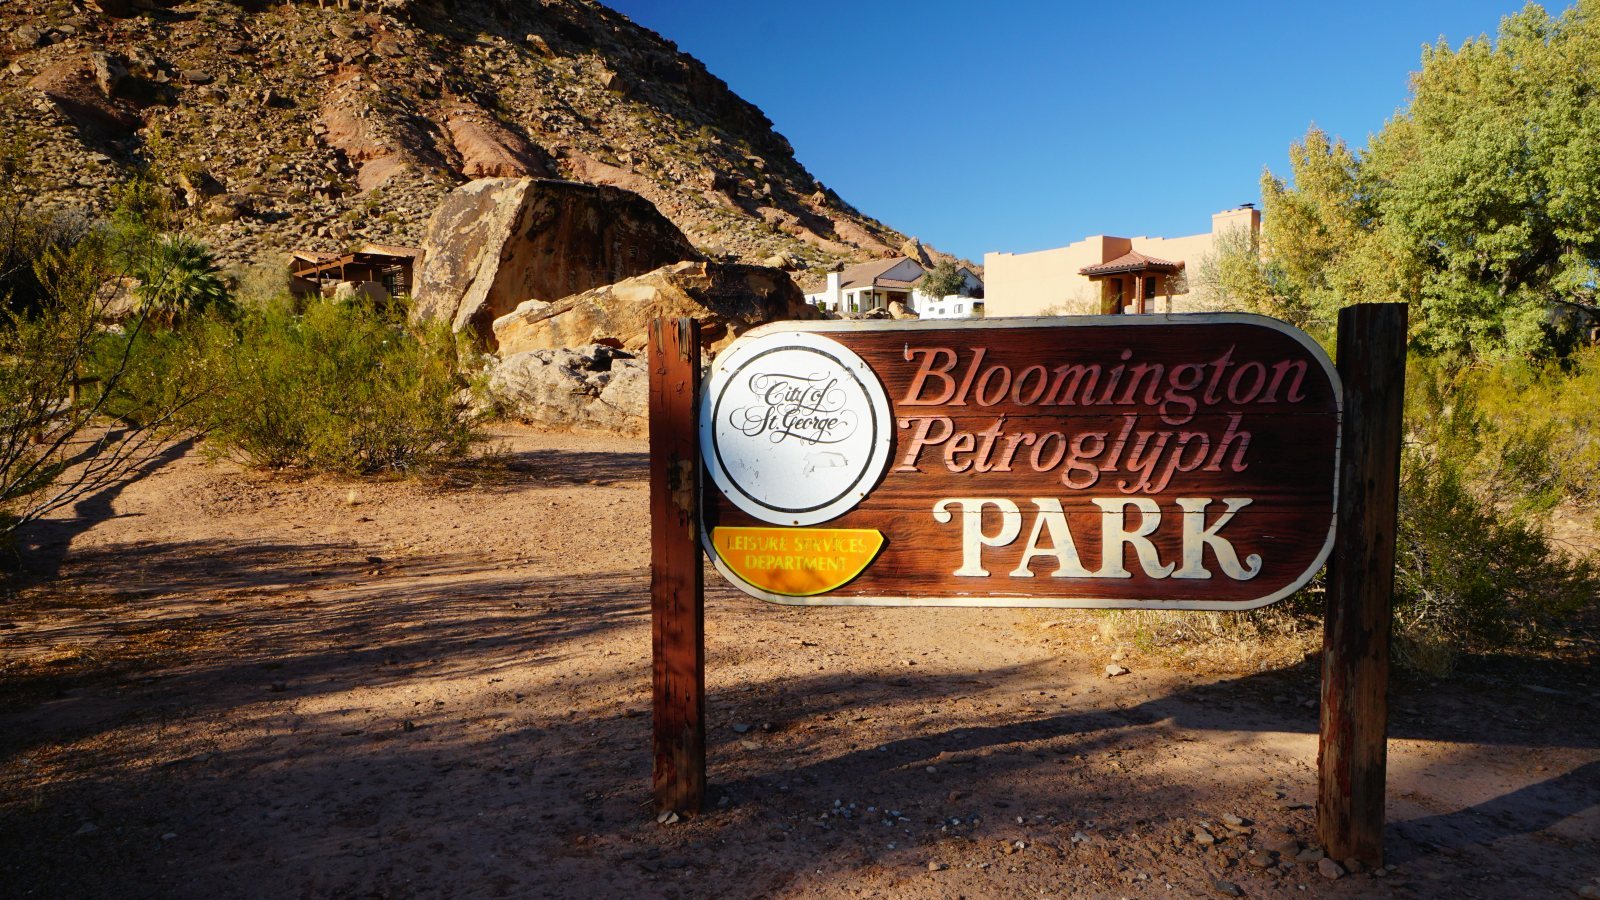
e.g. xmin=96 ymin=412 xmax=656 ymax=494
xmin=412 ymin=178 xmax=699 ymax=344
xmin=487 ymin=344 xmax=648 ymax=437
xmin=492 ymin=260 xmax=818 ymax=356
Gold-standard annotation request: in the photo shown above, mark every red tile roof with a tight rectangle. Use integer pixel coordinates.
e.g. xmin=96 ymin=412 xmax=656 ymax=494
xmin=1079 ymin=251 xmax=1183 ymax=276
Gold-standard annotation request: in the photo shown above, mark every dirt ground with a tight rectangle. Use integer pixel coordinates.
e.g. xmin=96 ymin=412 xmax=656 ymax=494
xmin=1 ymin=426 xmax=1597 ymax=900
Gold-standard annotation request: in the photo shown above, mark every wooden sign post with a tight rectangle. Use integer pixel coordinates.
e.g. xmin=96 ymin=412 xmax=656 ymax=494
xmin=648 ymin=318 xmax=705 ymax=816
xmin=649 ymin=309 xmax=1406 ymax=843
xmin=1317 ymin=302 xmax=1408 ymax=867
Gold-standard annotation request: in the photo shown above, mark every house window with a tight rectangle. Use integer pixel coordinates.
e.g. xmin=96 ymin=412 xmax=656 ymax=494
xmin=1144 ymin=276 xmax=1158 ymax=302
xmin=955 ymin=303 xmax=963 ymax=314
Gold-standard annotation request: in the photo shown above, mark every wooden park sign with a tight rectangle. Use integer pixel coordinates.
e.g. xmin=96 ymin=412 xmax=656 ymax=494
xmin=649 ymin=305 xmax=1406 ymax=867
xmin=697 ymin=315 xmax=1340 ymax=608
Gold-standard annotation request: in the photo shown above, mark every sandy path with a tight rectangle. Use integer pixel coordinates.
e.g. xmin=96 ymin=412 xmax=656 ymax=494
xmin=1 ymin=427 xmax=1596 ymax=899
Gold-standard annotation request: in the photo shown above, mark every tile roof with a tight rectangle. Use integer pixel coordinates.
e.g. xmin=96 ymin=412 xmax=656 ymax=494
xmin=839 ymin=256 xmax=923 ymax=290
xmin=1079 ymin=250 xmax=1184 ymax=276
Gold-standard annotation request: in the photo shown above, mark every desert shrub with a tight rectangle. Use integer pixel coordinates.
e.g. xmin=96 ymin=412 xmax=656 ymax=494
xmin=1461 ymin=346 xmax=1600 ymax=507
xmin=1095 ymin=590 xmax=1323 ymax=674
xmin=1391 ymin=359 xmax=1598 ymax=672
xmin=0 ymin=210 xmax=214 ymax=543
xmin=199 ymin=296 xmax=477 ymax=475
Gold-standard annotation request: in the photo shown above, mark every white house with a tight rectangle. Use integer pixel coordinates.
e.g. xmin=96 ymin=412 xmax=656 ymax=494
xmin=805 ymin=256 xmax=984 ymax=318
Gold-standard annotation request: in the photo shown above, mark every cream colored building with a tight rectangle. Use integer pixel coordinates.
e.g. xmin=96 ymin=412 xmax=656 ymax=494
xmin=982 ymin=205 xmax=1261 ymax=317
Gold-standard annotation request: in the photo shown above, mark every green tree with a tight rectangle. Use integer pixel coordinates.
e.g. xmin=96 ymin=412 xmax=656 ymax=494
xmin=1256 ymin=2 xmax=1600 ymax=358
xmin=917 ymin=259 xmax=969 ymax=301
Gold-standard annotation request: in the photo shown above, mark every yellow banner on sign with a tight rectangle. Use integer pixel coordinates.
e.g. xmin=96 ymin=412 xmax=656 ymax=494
xmin=712 ymin=526 xmax=884 ymax=597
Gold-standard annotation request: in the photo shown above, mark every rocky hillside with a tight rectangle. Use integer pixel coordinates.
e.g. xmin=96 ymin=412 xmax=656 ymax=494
xmin=0 ymin=0 xmax=931 ymax=281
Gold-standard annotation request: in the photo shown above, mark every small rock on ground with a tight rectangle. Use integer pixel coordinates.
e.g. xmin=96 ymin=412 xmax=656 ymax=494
xmin=1296 ymin=846 xmax=1325 ymax=864
xmin=1318 ymin=857 xmax=1346 ymax=880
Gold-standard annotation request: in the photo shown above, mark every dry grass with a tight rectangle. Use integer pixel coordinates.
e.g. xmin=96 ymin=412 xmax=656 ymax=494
xmin=1021 ymin=603 xmax=1322 ymax=675
xmin=1093 ymin=604 xmax=1322 ymax=674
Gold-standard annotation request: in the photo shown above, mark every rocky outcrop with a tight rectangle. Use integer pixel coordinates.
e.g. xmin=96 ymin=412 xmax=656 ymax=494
xmin=492 ymin=259 xmax=817 ymax=356
xmin=443 ymin=107 xmax=553 ymax=179
xmin=900 ymin=237 xmax=934 ymax=268
xmin=317 ymin=74 xmax=445 ymax=192
xmin=94 ymin=276 xmax=141 ymax=322
xmin=486 ymin=344 xmax=648 ymax=437
xmin=412 ymin=178 xmax=700 ymax=342
xmin=28 ymin=56 xmax=141 ymax=132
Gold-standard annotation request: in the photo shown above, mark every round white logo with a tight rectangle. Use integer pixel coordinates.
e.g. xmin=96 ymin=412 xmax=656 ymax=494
xmin=701 ymin=330 xmax=893 ymax=526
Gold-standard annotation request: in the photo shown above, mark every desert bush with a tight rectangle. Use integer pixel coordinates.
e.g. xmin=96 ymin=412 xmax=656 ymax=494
xmin=0 ymin=209 xmax=213 ymax=543
xmin=1459 ymin=347 xmax=1600 ymax=507
xmin=199 ymin=296 xmax=478 ymax=475
xmin=1391 ymin=358 xmax=1598 ymax=672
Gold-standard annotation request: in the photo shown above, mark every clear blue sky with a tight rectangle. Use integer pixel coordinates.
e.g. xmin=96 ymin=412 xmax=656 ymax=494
xmin=607 ymin=0 xmax=1550 ymax=262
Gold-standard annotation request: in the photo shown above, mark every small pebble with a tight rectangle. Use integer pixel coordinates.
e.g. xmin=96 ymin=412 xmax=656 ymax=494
xmin=1317 ymin=857 xmax=1345 ymax=880
xmin=1267 ymin=836 xmax=1300 ymax=856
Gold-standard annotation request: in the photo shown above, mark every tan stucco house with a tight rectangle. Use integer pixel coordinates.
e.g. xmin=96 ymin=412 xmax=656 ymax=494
xmin=982 ymin=205 xmax=1260 ymax=317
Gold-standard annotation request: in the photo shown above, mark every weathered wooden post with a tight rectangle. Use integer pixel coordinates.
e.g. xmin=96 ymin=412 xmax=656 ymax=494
xmin=649 ymin=316 xmax=705 ymax=816
xmin=1318 ymin=302 xmax=1408 ymax=867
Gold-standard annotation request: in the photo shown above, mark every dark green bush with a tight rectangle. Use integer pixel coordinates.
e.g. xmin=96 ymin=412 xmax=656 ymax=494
xmin=199 ymin=296 xmax=478 ymax=475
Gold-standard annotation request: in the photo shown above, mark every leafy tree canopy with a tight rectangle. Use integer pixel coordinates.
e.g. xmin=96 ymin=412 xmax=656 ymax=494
xmin=1221 ymin=1 xmax=1600 ymax=358
xmin=917 ymin=259 xmax=969 ymax=300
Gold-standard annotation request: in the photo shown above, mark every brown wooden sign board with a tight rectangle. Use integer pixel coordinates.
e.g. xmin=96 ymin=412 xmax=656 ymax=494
xmin=697 ymin=314 xmax=1341 ymax=609
xmin=653 ymin=307 xmax=1406 ymax=868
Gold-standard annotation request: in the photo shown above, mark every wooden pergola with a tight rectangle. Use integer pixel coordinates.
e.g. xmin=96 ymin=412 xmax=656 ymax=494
xmin=1079 ymin=251 xmax=1183 ymax=314
xmin=289 ymin=245 xmax=422 ymax=300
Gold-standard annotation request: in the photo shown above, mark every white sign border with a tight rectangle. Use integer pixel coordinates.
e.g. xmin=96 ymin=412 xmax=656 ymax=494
xmin=701 ymin=312 xmax=1343 ymax=611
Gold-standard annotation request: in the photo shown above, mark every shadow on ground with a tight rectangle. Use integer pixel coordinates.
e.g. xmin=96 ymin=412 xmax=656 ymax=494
xmin=2 ymin=539 xmax=1596 ymax=898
